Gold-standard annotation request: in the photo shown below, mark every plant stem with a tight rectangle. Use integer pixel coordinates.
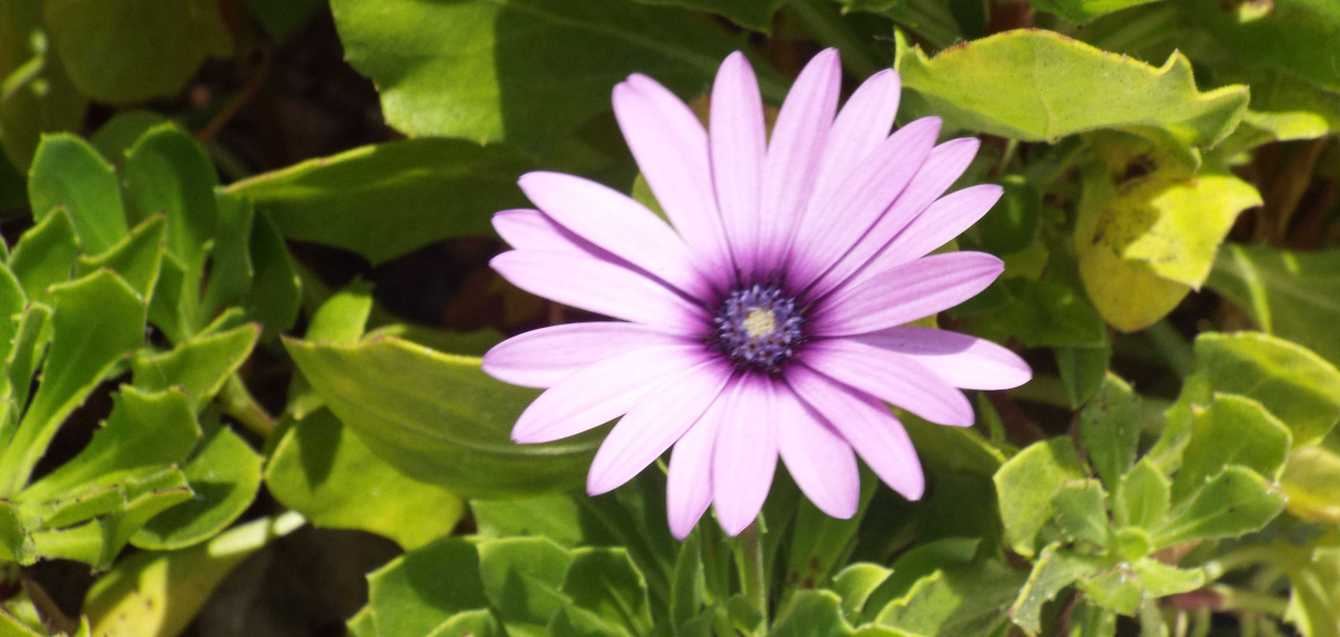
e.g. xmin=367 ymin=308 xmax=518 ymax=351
xmin=219 ymin=374 xmax=275 ymax=438
xmin=1212 ymin=586 xmax=1289 ymax=617
xmin=735 ymin=523 xmax=768 ymax=632
xmin=1147 ymin=320 xmax=1194 ymax=377
xmin=787 ymin=0 xmax=882 ymax=77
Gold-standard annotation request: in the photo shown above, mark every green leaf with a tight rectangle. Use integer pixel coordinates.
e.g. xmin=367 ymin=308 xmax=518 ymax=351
xmin=1028 ymin=0 xmax=1163 ymax=23
xmin=831 ymin=563 xmax=892 ymax=621
xmin=479 ymin=537 xmax=574 ymax=636
xmin=1077 ymin=374 xmax=1142 ymax=490
xmin=90 ymin=111 xmax=168 ymax=165
xmin=329 ymin=0 xmax=753 ymax=158
xmin=2 ymin=304 xmax=49 ymax=421
xmin=1078 ymin=567 xmax=1142 ymax=616
xmin=893 ymin=29 xmax=1248 ymax=157
xmin=1055 ymin=345 xmax=1111 ymax=409
xmin=1109 ymin=526 xmax=1153 ymax=562
xmin=85 ymin=512 xmax=303 ymax=637
xmin=0 ymin=269 xmax=144 ymax=496
xmin=1131 ymin=559 xmax=1203 ymax=598
xmin=1285 ymin=546 xmax=1340 ymax=637
xmin=131 ymin=425 xmax=262 ymax=550
xmin=265 ymin=409 xmax=464 ymax=549
xmin=243 ymin=214 xmax=301 ymax=337
xmin=246 ymin=0 xmax=325 ymax=39
xmin=1223 ymin=72 xmax=1340 ymax=152
xmin=769 ymin=590 xmax=859 ymax=637
xmin=562 ymin=547 xmax=653 ymax=635
xmin=0 ymin=1 xmax=86 ymax=169
xmin=874 ymin=556 xmax=1027 ymax=637
xmin=35 ymin=467 xmax=193 ymax=567
xmin=1281 ymin=445 xmax=1340 ymax=526
xmin=19 ymin=386 xmax=199 ymax=504
xmin=1191 ymin=331 xmax=1340 ymax=445
xmin=305 ymin=281 xmax=373 ymax=344
xmin=200 ymin=192 xmax=255 ymax=318
xmin=786 ymin=479 xmax=877 ymax=591
xmin=285 ymin=335 xmax=598 ymax=498
xmin=1172 ymin=394 xmax=1291 ymax=501
xmin=1153 ymin=465 xmax=1285 ymax=547
xmin=1207 ymin=245 xmax=1340 ymax=369
xmin=1052 ymin=480 xmax=1110 ymax=547
xmin=74 ymin=214 xmax=166 ymax=301
xmin=366 ymin=538 xmax=489 ymax=637
xmin=27 ymin=133 xmax=126 ymax=253
xmin=953 ymin=276 xmax=1107 ymax=349
xmin=122 ymin=123 xmax=220 ymax=333
xmin=546 ymin=606 xmax=627 ymax=637
xmin=994 ymin=437 xmax=1087 ymax=557
xmin=42 ymin=0 xmax=231 ymax=102
xmin=131 ymin=324 xmax=261 ymax=412
xmin=8 ymin=207 xmax=77 ymax=303
xmin=1114 ymin=460 xmax=1170 ymax=530
xmin=630 ymin=0 xmax=786 ymax=31
xmin=472 ymin=493 xmax=605 ymax=548
xmin=862 ymin=538 xmax=979 ymax=625
xmin=1010 ymin=543 xmax=1103 ymax=635
xmin=229 ymin=139 xmax=531 ymax=264
xmin=1076 ymin=159 xmax=1261 ymax=331
xmin=1190 ymin=0 xmax=1340 ymax=93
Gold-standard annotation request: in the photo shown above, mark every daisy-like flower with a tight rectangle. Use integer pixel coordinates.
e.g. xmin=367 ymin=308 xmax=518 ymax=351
xmin=483 ymin=48 xmax=1031 ymax=538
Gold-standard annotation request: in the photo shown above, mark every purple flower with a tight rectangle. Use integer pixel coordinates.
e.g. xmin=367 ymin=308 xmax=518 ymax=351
xmin=483 ymin=49 xmax=1031 ymax=538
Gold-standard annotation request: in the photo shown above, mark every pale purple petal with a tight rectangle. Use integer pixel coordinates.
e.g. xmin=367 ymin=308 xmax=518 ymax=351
xmin=483 ymin=322 xmax=687 ymax=388
xmin=709 ymin=52 xmax=766 ymax=276
xmin=493 ymin=209 xmax=594 ymax=255
xmin=809 ymin=138 xmax=981 ymax=297
xmin=800 ymin=338 xmax=974 ymax=426
xmin=666 ymin=393 xmax=727 ymax=539
xmin=587 ymin=360 xmax=734 ymax=495
xmin=853 ymin=327 xmax=1031 ymax=390
xmin=491 ymin=250 xmax=707 ymax=334
xmin=775 ymin=386 xmax=860 ymax=518
xmin=755 ymin=48 xmax=841 ymax=277
xmin=806 ymin=69 xmax=902 ymax=224
xmin=613 ymin=75 xmax=735 ymax=288
xmin=712 ymin=375 xmax=779 ymax=535
xmin=872 ymin=185 xmax=1003 ymax=269
xmin=788 ymin=117 xmax=941 ymax=292
xmin=786 ymin=364 xmax=925 ymax=500
xmin=518 ymin=171 xmax=713 ymax=301
xmin=511 ymin=343 xmax=712 ymax=443
xmin=813 ymin=252 xmax=1003 ymax=337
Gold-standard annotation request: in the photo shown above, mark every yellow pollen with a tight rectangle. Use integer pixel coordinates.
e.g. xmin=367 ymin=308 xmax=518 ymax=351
xmin=743 ymin=307 xmax=777 ymax=338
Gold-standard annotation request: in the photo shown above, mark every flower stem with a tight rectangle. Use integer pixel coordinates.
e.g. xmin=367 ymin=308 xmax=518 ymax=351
xmin=735 ymin=523 xmax=768 ymax=632
xmin=219 ymin=374 xmax=275 ymax=438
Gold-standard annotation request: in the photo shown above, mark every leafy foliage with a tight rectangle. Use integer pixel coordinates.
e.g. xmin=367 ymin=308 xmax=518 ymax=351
xmin=2 ymin=0 xmax=1339 ymax=635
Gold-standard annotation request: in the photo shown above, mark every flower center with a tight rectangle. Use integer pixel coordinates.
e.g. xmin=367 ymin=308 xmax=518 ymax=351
xmin=713 ymin=284 xmax=806 ymax=373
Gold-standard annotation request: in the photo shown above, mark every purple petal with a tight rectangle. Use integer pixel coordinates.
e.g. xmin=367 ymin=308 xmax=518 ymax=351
xmin=813 ymin=252 xmax=1003 ymax=337
xmin=493 ymin=209 xmax=595 ymax=255
xmin=788 ymin=117 xmax=941 ymax=292
xmin=856 ymin=184 xmax=1003 ymax=283
xmin=511 ymin=343 xmax=712 ymax=443
xmin=666 ymin=392 xmax=727 ymax=539
xmin=809 ymin=138 xmax=981 ymax=298
xmin=491 ymin=250 xmax=707 ymax=333
xmin=786 ymin=364 xmax=925 ymax=500
xmin=483 ymin=322 xmax=686 ymax=388
xmin=776 ymin=386 xmax=860 ymax=519
xmin=806 ymin=70 xmax=902 ymax=225
xmin=587 ymin=359 xmax=733 ymax=495
xmin=755 ymin=49 xmax=841 ymax=277
xmin=853 ymin=327 xmax=1031 ymax=390
xmin=613 ymin=75 xmax=734 ymax=289
xmin=518 ymin=171 xmax=713 ymax=301
xmin=710 ymin=52 xmax=767 ymax=277
xmin=800 ymin=338 xmax=974 ymax=426
xmin=712 ymin=375 xmax=779 ymax=535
